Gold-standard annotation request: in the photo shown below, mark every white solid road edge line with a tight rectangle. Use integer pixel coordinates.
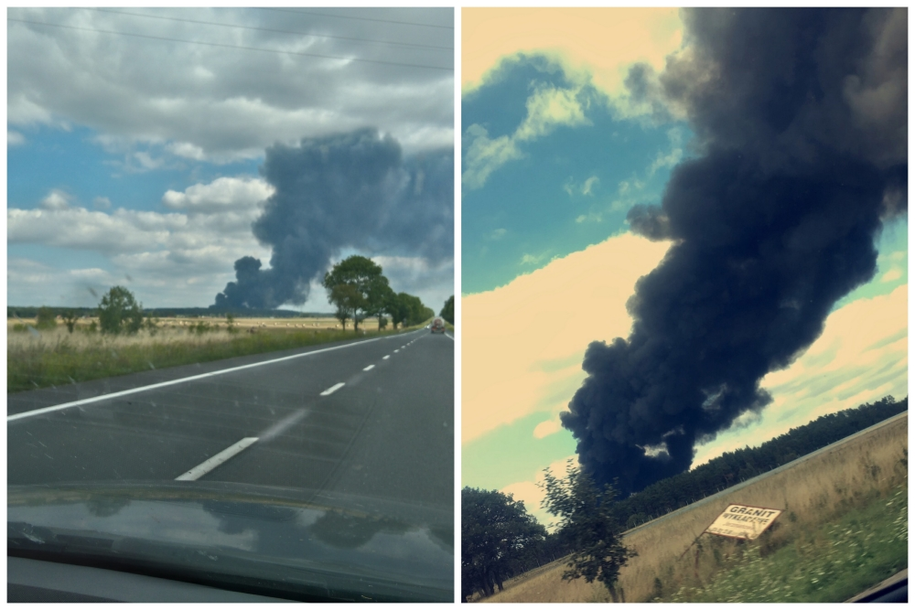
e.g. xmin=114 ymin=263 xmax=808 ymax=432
xmin=175 ymin=437 xmax=259 ymax=481
xmin=8 ymin=336 xmax=386 ymax=422
xmin=320 ymin=382 xmax=346 ymax=396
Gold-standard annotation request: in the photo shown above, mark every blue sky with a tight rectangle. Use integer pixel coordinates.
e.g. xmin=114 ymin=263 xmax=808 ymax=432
xmin=460 ymin=7 xmax=907 ymax=526
xmin=462 ymin=54 xmax=688 ymax=294
xmin=8 ymin=8 xmax=454 ymax=311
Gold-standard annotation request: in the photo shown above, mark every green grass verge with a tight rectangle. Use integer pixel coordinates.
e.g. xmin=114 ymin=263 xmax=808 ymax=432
xmin=663 ymin=483 xmax=908 ymax=602
xmin=9 ymin=327 xmax=417 ymax=394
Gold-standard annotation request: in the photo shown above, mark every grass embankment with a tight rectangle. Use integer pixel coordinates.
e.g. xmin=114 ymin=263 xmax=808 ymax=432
xmin=8 ymin=320 xmax=416 ymax=394
xmin=483 ymin=413 xmax=908 ymax=603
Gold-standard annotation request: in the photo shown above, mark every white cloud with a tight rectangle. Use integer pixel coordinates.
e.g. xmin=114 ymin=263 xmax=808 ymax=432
xmin=370 ymin=255 xmax=454 ymax=313
xmin=92 ymin=196 xmax=112 ymax=209
xmin=8 ymin=130 xmax=25 ymax=146
xmin=39 ymin=189 xmax=71 ymax=210
xmin=162 ymin=176 xmax=274 ymax=214
xmin=8 ymin=198 xmax=273 ymax=307
xmin=9 ymin=8 xmax=454 ymax=160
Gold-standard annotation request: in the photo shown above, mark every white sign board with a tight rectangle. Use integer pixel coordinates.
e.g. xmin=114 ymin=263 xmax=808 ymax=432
xmin=705 ymin=504 xmax=782 ymax=540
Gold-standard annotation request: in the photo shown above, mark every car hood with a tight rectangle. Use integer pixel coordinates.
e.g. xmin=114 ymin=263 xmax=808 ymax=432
xmin=8 ymin=481 xmax=453 ymax=602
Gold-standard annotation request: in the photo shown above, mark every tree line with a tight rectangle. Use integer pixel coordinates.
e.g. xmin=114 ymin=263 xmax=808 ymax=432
xmin=12 ymin=255 xmax=456 ymax=335
xmin=461 ymin=395 xmax=907 ymax=601
xmin=609 ymin=395 xmax=907 ymax=529
xmin=323 ymin=254 xmax=450 ymax=331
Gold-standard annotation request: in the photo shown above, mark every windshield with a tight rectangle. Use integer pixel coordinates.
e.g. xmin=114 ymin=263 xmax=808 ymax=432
xmin=460 ymin=6 xmax=906 ymax=604
xmin=8 ymin=7 xmax=455 ymax=602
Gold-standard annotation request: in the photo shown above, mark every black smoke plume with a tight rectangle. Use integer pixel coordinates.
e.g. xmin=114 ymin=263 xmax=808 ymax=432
xmin=215 ymin=128 xmax=453 ymax=309
xmin=562 ymin=8 xmax=906 ymax=496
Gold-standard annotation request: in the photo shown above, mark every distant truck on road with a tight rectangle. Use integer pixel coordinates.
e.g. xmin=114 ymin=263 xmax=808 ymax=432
xmin=430 ymin=317 xmax=445 ymax=334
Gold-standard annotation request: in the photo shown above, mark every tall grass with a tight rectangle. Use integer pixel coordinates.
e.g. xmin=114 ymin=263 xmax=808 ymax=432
xmin=482 ymin=414 xmax=907 ymax=603
xmin=8 ymin=324 xmax=404 ymax=393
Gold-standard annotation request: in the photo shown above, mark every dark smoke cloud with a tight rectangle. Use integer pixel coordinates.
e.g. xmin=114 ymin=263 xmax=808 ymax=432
xmin=562 ymin=8 xmax=907 ymax=496
xmin=215 ymin=128 xmax=453 ymax=309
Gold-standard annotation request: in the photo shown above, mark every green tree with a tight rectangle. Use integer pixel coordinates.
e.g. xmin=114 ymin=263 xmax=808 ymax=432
xmin=35 ymin=307 xmax=57 ymax=330
xmin=388 ymin=292 xmax=410 ymax=329
xmin=462 ymin=487 xmax=547 ymax=601
xmin=330 ymin=283 xmax=360 ymax=330
xmin=540 ymin=460 xmax=636 ymax=601
xmin=366 ymin=276 xmax=394 ymax=332
xmin=97 ymin=286 xmax=143 ymax=335
xmin=440 ymin=295 xmax=454 ymax=325
xmin=322 ymin=255 xmax=386 ymax=332
xmin=61 ymin=310 xmax=80 ymax=333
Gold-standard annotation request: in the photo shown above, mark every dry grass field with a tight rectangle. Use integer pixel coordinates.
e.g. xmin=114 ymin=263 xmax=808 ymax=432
xmin=482 ymin=413 xmax=908 ymax=603
xmin=8 ymin=315 xmax=398 ymax=393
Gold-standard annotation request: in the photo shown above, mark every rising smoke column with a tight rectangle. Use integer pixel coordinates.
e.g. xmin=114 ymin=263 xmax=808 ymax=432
xmin=561 ymin=8 xmax=907 ymax=496
xmin=214 ymin=128 xmax=453 ymax=309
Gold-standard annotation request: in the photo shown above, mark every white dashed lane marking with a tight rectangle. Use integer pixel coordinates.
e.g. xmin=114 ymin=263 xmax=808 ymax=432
xmin=175 ymin=437 xmax=259 ymax=481
xmin=363 ymin=364 xmax=375 ymax=371
xmin=320 ymin=382 xmax=346 ymax=396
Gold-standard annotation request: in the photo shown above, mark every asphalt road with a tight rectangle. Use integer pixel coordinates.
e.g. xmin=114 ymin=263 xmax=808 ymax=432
xmin=8 ymin=329 xmax=454 ymax=514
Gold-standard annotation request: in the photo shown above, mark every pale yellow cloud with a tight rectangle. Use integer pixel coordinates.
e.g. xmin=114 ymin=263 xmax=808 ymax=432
xmin=462 ymin=232 xmax=670 ymax=444
xmin=516 ymin=85 xmax=590 ymax=141
xmin=532 ymin=415 xmax=562 ymax=439
xmin=462 ymin=7 xmax=683 ymax=100
xmin=501 ymin=454 xmax=578 ymax=528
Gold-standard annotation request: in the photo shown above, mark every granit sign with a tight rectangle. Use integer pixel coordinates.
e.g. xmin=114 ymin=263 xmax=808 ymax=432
xmin=705 ymin=504 xmax=782 ymax=540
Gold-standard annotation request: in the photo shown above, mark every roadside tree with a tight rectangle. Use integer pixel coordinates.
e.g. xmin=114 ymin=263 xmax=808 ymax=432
xmin=440 ymin=295 xmax=454 ymax=325
xmin=462 ymin=487 xmax=546 ymax=601
xmin=61 ymin=310 xmax=80 ymax=333
xmin=98 ymin=286 xmax=143 ymax=335
xmin=540 ymin=459 xmax=636 ymax=601
xmin=323 ymin=255 xmax=386 ymax=332
xmin=330 ymin=283 xmax=360 ymax=330
xmin=35 ymin=307 xmax=57 ymax=330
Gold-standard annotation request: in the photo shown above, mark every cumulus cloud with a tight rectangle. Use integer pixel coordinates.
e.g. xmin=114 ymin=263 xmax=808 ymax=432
xmin=501 ymin=454 xmax=577 ymax=528
xmin=39 ymin=189 xmax=71 ymax=210
xmin=8 ymin=194 xmax=272 ymax=307
xmin=8 ymin=8 xmax=454 ymax=160
xmin=162 ymin=176 xmax=274 ymax=214
xmin=461 ymin=125 xmax=523 ymax=190
xmin=463 ymin=69 xmax=591 ymax=189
